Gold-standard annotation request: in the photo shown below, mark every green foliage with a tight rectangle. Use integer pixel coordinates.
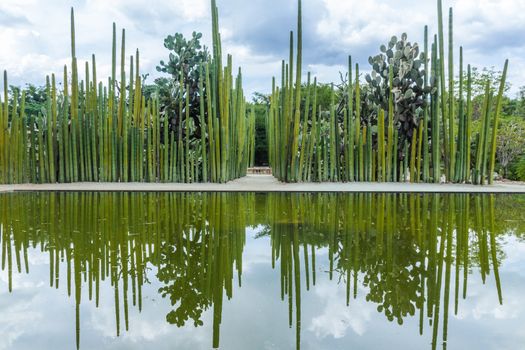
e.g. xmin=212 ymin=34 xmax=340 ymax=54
xmin=457 ymin=66 xmax=512 ymax=121
xmin=518 ymin=86 xmax=525 ymax=118
xmin=460 ymin=66 xmax=511 ymax=96
xmin=512 ymin=156 xmax=525 ymax=181
xmin=252 ymin=103 xmax=269 ymax=165
xmin=504 ymin=85 xmax=525 ymax=119
xmin=9 ymin=84 xmax=47 ymax=117
xmin=311 ymin=82 xmax=336 ymax=110
xmin=251 ymin=91 xmax=270 ymax=105
xmin=495 ymin=117 xmax=525 ymax=177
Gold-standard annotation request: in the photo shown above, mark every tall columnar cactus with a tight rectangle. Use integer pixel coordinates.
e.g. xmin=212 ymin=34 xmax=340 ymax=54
xmin=437 ymin=0 xmax=448 ymax=178
xmin=269 ymin=0 xmax=301 ymax=182
xmin=447 ymin=8 xmax=455 ymax=181
xmin=488 ymin=60 xmax=509 ymax=184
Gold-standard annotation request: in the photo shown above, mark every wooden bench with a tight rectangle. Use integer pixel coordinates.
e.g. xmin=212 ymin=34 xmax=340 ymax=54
xmin=247 ymin=167 xmax=272 ymax=175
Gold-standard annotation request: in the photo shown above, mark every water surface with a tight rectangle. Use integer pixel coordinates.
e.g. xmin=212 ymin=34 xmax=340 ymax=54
xmin=1 ymin=192 xmax=524 ymax=349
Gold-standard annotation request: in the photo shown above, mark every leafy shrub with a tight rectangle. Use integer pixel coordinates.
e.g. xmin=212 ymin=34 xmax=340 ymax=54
xmin=514 ymin=157 xmax=525 ymax=181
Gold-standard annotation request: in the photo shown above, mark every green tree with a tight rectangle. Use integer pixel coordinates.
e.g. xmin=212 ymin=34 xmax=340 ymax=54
xmin=513 ymin=157 xmax=525 ymax=181
xmin=9 ymin=84 xmax=47 ymax=117
xmin=514 ymin=86 xmax=525 ymax=118
xmin=251 ymin=103 xmax=269 ymax=165
xmin=458 ymin=66 xmax=512 ymax=120
xmin=495 ymin=117 xmax=525 ymax=177
xmin=147 ymin=32 xmax=210 ymax=139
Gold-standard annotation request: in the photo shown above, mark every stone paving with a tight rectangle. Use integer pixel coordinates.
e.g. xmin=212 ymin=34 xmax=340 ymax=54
xmin=1 ymin=175 xmax=525 ymax=193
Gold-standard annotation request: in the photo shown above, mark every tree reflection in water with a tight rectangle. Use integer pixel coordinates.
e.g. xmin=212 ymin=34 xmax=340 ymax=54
xmin=0 ymin=192 xmax=522 ymax=349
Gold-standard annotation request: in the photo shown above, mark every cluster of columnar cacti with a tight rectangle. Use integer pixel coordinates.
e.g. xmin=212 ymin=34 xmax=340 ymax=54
xmin=0 ymin=0 xmax=254 ymax=184
xmin=268 ymin=0 xmax=508 ymax=184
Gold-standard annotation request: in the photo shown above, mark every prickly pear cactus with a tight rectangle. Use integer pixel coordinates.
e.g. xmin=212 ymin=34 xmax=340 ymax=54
xmin=363 ymin=33 xmax=432 ymax=152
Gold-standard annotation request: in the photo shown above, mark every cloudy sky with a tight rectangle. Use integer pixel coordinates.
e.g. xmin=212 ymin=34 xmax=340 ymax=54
xmin=0 ymin=0 xmax=524 ymax=99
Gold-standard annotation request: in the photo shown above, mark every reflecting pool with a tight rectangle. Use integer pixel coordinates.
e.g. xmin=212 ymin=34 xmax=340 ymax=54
xmin=1 ymin=193 xmax=524 ymax=349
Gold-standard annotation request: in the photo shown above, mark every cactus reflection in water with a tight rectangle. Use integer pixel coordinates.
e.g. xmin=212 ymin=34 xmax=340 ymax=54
xmin=0 ymin=193 xmax=522 ymax=349
xmin=267 ymin=193 xmax=512 ymax=350
xmin=0 ymin=192 xmax=253 ymax=349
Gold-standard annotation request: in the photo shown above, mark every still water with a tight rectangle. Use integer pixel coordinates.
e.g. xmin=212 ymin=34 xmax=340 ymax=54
xmin=0 ymin=192 xmax=524 ymax=350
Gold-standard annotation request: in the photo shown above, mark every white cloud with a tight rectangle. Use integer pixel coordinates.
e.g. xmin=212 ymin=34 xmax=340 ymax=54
xmin=317 ymin=0 xmax=428 ymax=48
xmin=308 ymin=279 xmax=372 ymax=338
xmin=0 ymin=0 xmax=524 ymax=98
xmin=0 ymin=298 xmax=42 ymax=350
